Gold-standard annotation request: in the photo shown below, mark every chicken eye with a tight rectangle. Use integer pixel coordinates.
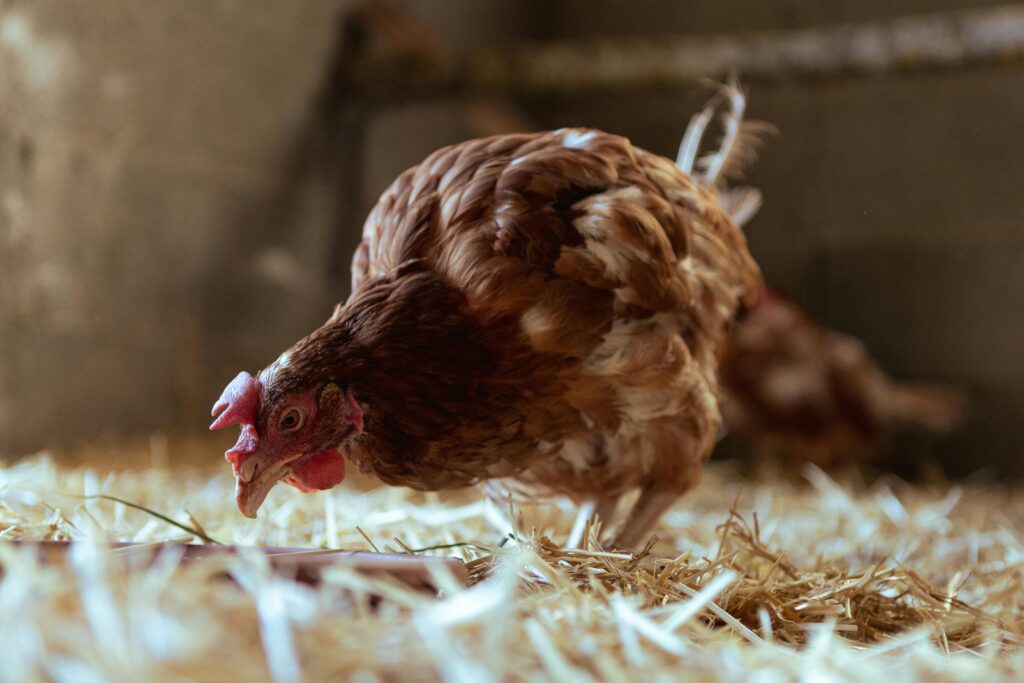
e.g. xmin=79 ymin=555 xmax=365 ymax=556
xmin=278 ymin=406 xmax=307 ymax=433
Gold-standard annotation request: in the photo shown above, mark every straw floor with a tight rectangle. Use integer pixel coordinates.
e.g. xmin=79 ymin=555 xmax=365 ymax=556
xmin=1 ymin=437 xmax=1022 ymax=682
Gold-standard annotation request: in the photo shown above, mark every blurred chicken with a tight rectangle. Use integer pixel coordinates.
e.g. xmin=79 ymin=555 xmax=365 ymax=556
xmin=719 ymin=289 xmax=964 ymax=468
xmin=211 ymin=83 xmax=765 ymax=548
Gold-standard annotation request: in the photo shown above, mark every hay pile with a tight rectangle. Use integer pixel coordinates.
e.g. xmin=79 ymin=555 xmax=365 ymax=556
xmin=1 ymin=438 xmax=1023 ymax=682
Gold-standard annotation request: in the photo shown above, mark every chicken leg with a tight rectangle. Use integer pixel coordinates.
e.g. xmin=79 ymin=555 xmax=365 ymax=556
xmin=566 ymin=497 xmax=620 ymax=548
xmin=609 ymin=486 xmax=678 ymax=549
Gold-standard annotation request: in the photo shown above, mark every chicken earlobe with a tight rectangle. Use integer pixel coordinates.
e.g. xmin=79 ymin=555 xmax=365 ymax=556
xmin=319 ymin=383 xmax=365 ymax=437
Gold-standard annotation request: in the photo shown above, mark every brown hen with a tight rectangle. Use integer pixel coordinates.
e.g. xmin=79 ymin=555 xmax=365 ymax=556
xmin=211 ymin=86 xmax=763 ymax=548
xmin=719 ymin=289 xmax=963 ymax=469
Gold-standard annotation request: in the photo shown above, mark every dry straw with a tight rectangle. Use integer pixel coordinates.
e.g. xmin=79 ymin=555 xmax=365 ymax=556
xmin=1 ymin=438 xmax=1023 ymax=682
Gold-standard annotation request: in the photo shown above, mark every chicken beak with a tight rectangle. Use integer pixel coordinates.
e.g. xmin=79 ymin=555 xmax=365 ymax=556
xmin=232 ymin=451 xmax=293 ymax=519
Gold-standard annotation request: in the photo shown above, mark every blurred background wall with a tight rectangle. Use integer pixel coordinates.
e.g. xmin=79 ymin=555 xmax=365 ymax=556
xmin=1 ymin=0 xmax=1021 ymax=477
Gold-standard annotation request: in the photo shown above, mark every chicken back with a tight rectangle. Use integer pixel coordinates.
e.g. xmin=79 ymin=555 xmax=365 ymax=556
xmin=213 ymin=100 xmax=762 ymax=548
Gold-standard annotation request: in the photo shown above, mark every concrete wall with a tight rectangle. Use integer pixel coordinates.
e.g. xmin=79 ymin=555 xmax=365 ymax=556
xmin=2 ymin=1 xmax=1021 ymax=476
xmin=0 ymin=1 xmax=351 ymax=451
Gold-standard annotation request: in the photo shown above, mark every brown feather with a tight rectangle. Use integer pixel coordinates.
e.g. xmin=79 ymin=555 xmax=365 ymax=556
xmin=262 ymin=125 xmax=763 ymax=545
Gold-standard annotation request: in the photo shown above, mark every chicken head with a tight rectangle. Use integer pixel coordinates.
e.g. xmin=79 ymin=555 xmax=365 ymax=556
xmin=210 ymin=370 xmax=363 ymax=518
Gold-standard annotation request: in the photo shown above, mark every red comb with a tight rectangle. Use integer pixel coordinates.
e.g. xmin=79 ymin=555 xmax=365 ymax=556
xmin=211 ymin=371 xmax=262 ymax=467
xmin=210 ymin=371 xmax=261 ymax=430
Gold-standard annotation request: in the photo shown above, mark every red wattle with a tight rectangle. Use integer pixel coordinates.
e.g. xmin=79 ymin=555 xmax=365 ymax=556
xmin=286 ymin=449 xmax=346 ymax=492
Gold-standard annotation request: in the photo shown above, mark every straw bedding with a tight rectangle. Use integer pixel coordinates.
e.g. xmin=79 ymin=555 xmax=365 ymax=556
xmin=1 ymin=437 xmax=1022 ymax=682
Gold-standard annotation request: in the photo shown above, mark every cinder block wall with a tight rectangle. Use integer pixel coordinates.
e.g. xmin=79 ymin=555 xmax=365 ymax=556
xmin=0 ymin=1 xmax=352 ymax=452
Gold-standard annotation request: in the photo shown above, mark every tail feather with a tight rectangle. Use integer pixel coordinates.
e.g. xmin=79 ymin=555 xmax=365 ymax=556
xmin=676 ymin=89 xmax=724 ymax=176
xmin=677 ymin=77 xmax=775 ymax=226
xmin=717 ymin=187 xmax=763 ymax=228
xmin=699 ymin=79 xmax=748 ymax=186
xmin=706 ymin=118 xmax=776 ymax=186
xmin=885 ymin=384 xmax=966 ymax=434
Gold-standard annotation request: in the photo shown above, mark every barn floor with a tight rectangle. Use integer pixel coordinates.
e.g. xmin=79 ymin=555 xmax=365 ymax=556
xmin=1 ymin=438 xmax=1022 ymax=682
